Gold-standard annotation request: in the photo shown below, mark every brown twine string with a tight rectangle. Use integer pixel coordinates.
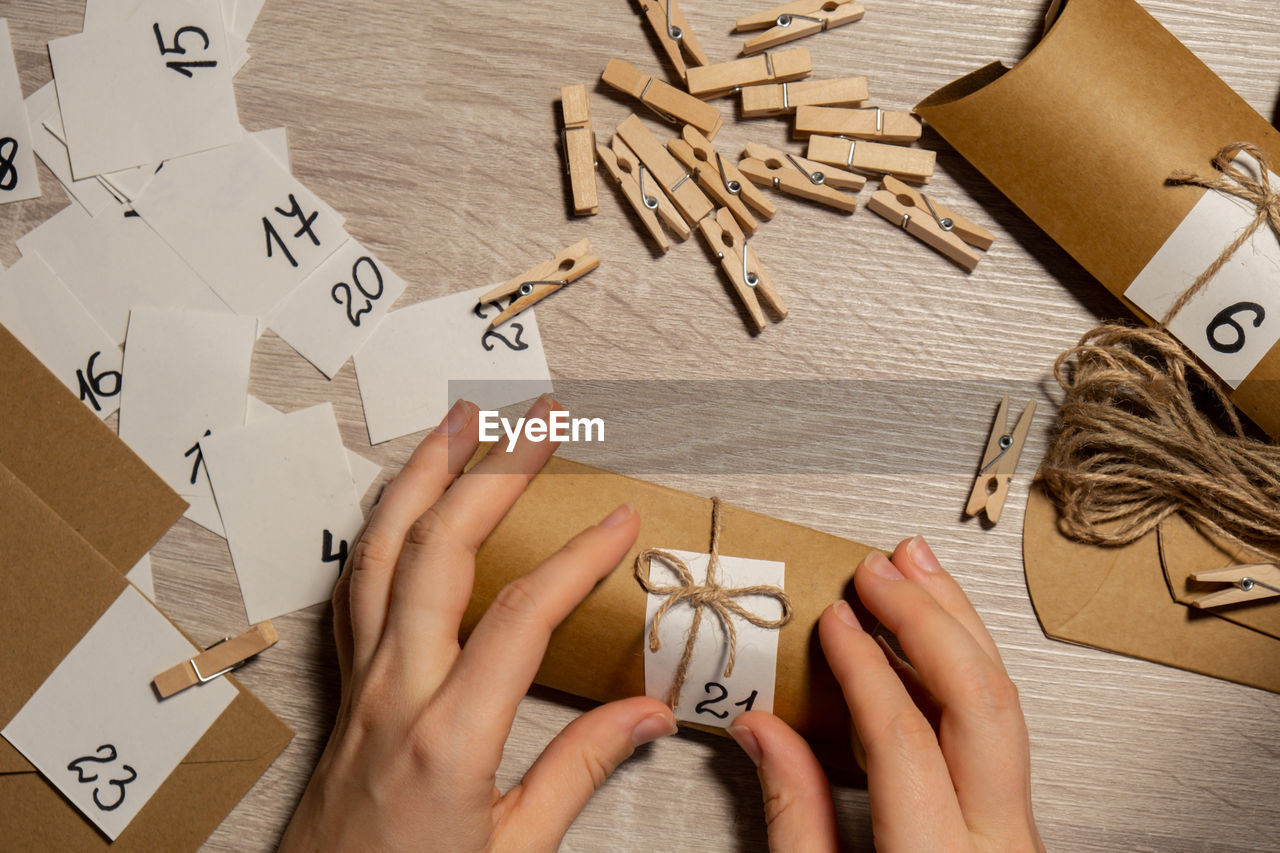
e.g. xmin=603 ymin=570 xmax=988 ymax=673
xmin=1163 ymin=141 xmax=1280 ymax=325
xmin=1039 ymin=324 xmax=1280 ymax=563
xmin=634 ymin=498 xmax=794 ymax=711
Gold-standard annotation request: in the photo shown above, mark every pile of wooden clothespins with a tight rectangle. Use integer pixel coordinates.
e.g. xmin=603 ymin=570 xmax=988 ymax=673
xmin=553 ymin=0 xmax=997 ymax=333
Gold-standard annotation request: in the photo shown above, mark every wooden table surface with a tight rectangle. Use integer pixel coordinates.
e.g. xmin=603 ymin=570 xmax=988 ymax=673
xmin=5 ymin=0 xmax=1280 ymax=850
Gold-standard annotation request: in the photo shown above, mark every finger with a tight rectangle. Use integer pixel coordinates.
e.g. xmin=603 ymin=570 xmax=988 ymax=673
xmin=437 ymin=503 xmax=641 ymax=765
xmin=345 ymin=399 xmax=479 ymax=671
xmin=855 ymin=552 xmax=1033 ymax=837
xmin=890 ymin=536 xmax=1007 ymax=673
xmin=384 ymin=395 xmax=563 ymax=659
xmin=499 ymin=696 xmax=675 ymax=851
xmin=729 ymin=711 xmax=839 ymax=853
xmin=873 ymin=634 xmax=941 ymax=730
xmin=820 ymin=602 xmax=968 ymax=850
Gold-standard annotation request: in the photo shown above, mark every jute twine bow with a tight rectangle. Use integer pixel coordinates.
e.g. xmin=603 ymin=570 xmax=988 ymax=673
xmin=634 ymin=498 xmax=794 ymax=711
xmin=1163 ymin=141 xmax=1280 ymax=325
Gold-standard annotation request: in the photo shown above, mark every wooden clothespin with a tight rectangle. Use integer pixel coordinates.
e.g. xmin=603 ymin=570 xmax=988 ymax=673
xmin=697 ymin=207 xmax=787 ymax=332
xmin=637 ymin=0 xmax=710 ymax=83
xmin=477 ymin=239 xmax=600 ymax=327
xmin=740 ymin=75 xmax=869 ymax=117
xmin=597 ymin=135 xmax=689 ymax=252
xmin=560 ymin=84 xmax=598 ymax=216
xmin=965 ymin=396 xmax=1036 ymax=524
xmin=806 ymin=134 xmax=936 ymax=183
xmin=866 ymin=176 xmax=995 ymax=271
xmin=793 ymin=106 xmax=922 ymax=144
xmin=616 ymin=114 xmax=713 ymax=225
xmin=1189 ymin=564 xmax=1280 ymax=608
xmin=685 ymin=47 xmax=811 ymax=99
xmin=668 ymin=125 xmax=774 ymax=235
xmin=153 ymin=622 xmax=278 ymax=699
xmin=734 ymin=0 xmax=866 ymax=55
xmin=738 ymin=142 xmax=863 ymax=213
xmin=601 ymin=58 xmax=723 ymax=139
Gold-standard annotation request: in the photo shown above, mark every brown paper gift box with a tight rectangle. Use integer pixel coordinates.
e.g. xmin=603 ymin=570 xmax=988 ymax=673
xmin=0 ymin=326 xmax=292 ymax=850
xmin=915 ymin=0 xmax=1280 ymax=436
xmin=464 ymin=454 xmax=878 ymax=754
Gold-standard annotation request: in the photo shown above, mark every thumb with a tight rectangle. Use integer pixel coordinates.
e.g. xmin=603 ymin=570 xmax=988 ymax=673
xmin=730 ymin=710 xmax=839 ymax=853
xmin=502 ymin=696 xmax=676 ymax=850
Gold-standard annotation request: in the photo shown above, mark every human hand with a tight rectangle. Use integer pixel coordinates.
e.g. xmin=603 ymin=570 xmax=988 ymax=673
xmin=729 ymin=537 xmax=1044 ymax=852
xmin=280 ymin=396 xmax=676 ymax=853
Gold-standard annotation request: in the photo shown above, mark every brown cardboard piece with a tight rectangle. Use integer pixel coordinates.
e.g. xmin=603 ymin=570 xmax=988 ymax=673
xmin=915 ymin=0 xmax=1280 ymax=436
xmin=465 ymin=455 xmax=877 ymax=754
xmin=1023 ymin=482 xmax=1280 ymax=692
xmin=1158 ymin=515 xmax=1280 ymax=641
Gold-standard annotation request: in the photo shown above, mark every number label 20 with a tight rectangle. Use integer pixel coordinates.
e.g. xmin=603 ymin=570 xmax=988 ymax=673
xmin=330 ymin=256 xmax=385 ymax=327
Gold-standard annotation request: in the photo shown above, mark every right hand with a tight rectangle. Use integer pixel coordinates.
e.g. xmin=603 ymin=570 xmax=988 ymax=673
xmin=728 ymin=536 xmax=1045 ymax=852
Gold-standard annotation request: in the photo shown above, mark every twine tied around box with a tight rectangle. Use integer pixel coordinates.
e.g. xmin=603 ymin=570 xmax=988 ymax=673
xmin=634 ymin=498 xmax=793 ymax=710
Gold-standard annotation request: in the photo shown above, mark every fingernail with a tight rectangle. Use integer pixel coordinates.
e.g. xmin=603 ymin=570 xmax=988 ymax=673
xmin=728 ymin=725 xmax=762 ymax=766
xmin=908 ymin=536 xmax=944 ymax=573
xmin=632 ymin=712 xmax=678 ymax=747
xmin=864 ymin=551 xmax=903 ymax=580
xmin=433 ymin=399 xmax=471 ymax=435
xmin=600 ymin=503 xmax=634 ymax=527
xmin=833 ymin=599 xmax=862 ymax=630
xmin=536 ymin=393 xmax=559 ymax=412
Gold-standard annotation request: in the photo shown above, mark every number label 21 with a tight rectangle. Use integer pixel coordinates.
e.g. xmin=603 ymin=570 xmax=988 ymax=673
xmin=694 ymin=681 xmax=758 ymax=720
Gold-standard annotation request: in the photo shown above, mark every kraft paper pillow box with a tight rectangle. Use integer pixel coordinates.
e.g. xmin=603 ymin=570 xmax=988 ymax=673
xmin=915 ymin=0 xmax=1280 ymax=437
xmin=0 ymin=326 xmax=292 ymax=850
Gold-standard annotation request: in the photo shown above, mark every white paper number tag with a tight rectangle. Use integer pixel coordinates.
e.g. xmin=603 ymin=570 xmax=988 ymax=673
xmin=0 ymin=19 xmax=42 ymax=204
xmin=1 ymin=586 xmax=236 ymax=840
xmin=1125 ymin=154 xmax=1280 ymax=387
xmin=642 ymin=550 xmax=785 ymax=727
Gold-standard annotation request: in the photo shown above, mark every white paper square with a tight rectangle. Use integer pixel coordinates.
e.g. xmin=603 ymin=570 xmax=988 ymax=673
xmin=26 ymin=82 xmax=118 ymax=216
xmin=642 ymin=550 xmax=785 ymax=727
xmin=0 ymin=19 xmax=41 ymax=203
xmin=0 ymin=254 xmax=122 ymax=418
xmin=133 ymin=134 xmax=347 ymax=319
xmin=268 ymin=240 xmax=409 ymax=378
xmin=118 ymin=308 xmax=255 ymax=498
xmin=353 ymin=286 xmax=554 ymax=444
xmin=246 ymin=396 xmax=382 ymax=498
xmin=1126 ymin=154 xmax=1280 ymax=387
xmin=50 ymin=0 xmax=242 ymax=178
xmin=18 ymin=203 xmax=229 ymax=344
xmin=126 ymin=553 xmax=156 ymax=602
xmin=202 ymin=402 xmax=365 ymax=622
xmin=2 ymin=586 xmax=236 ymax=840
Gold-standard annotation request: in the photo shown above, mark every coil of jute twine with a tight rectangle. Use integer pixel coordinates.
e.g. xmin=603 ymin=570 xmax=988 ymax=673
xmin=1040 ymin=142 xmax=1280 ymax=563
xmin=634 ymin=498 xmax=793 ymax=711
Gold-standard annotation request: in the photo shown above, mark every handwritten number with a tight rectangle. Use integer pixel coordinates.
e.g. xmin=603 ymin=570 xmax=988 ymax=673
xmin=68 ymin=745 xmax=136 ymax=811
xmin=91 ymin=765 xmax=136 ymax=812
xmin=734 ymin=690 xmax=758 ymax=712
xmin=473 ymin=300 xmax=530 ymax=352
xmin=263 ymin=218 xmax=296 ymax=267
xmin=1206 ymin=301 xmax=1265 ymax=355
xmin=152 ymin=23 xmax=217 ymax=78
xmin=76 ymin=351 xmax=122 ymax=413
xmin=330 ymin=256 xmax=385 ymax=327
xmin=0 ymin=137 xmax=18 ymax=191
xmin=67 ymin=744 xmax=117 ymax=783
xmin=322 ymin=528 xmax=349 ymax=574
xmin=695 ymin=682 xmax=731 ymax=719
xmin=184 ymin=429 xmax=212 ymax=486
xmin=264 ymin=194 xmax=321 ymax=268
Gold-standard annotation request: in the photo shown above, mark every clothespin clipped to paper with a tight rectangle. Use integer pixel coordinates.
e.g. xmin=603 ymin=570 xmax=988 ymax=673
xmin=793 ymin=106 xmax=922 ymax=144
xmin=597 ymin=135 xmax=689 ymax=252
xmin=153 ymin=622 xmax=278 ymax=699
xmin=685 ymin=47 xmax=811 ymax=99
xmin=636 ymin=0 xmax=710 ymax=83
xmin=601 ymin=58 xmax=723 ymax=139
xmin=867 ymin=176 xmax=995 ymax=271
xmin=616 ymin=114 xmax=713 ymax=225
xmin=738 ymin=142 xmax=862 ymax=213
xmin=740 ymin=75 xmax=868 ymax=117
xmin=1189 ymin=564 xmax=1280 ymax=608
xmin=560 ymin=84 xmax=598 ymax=216
xmin=734 ymin=0 xmax=866 ymax=55
xmin=965 ymin=396 xmax=1036 ymax=524
xmin=477 ymin=239 xmax=600 ymax=327
xmin=806 ymin=134 xmax=936 ymax=183
xmin=697 ymin=207 xmax=786 ymax=332
xmin=668 ymin=125 xmax=774 ymax=235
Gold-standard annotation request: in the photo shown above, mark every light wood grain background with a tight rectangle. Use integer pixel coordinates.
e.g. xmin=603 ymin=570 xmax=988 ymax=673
xmin=4 ymin=0 xmax=1280 ymax=850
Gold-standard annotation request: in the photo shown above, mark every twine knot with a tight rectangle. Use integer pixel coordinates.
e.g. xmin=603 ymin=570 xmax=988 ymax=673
xmin=1163 ymin=142 xmax=1280 ymax=325
xmin=634 ymin=498 xmax=793 ymax=711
